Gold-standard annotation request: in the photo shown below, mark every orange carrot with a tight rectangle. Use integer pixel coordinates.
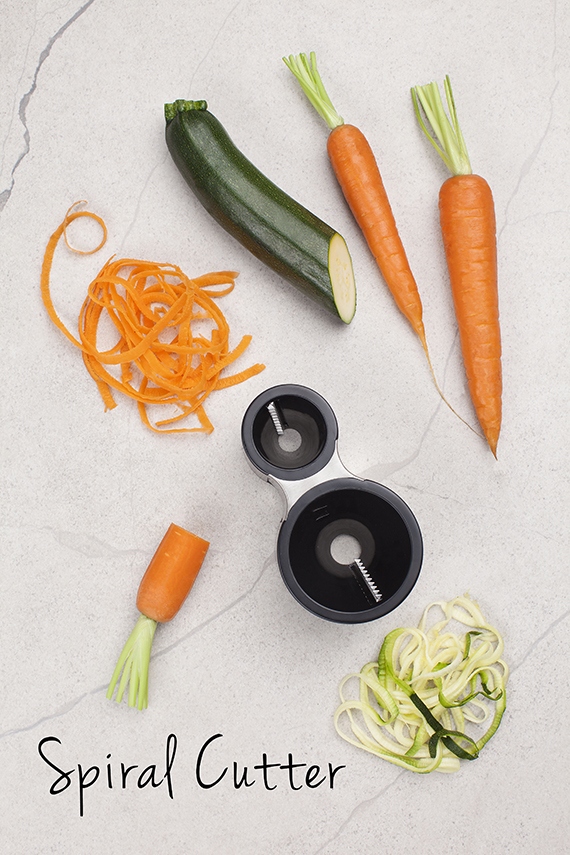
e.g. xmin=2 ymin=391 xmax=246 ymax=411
xmin=284 ymin=53 xmax=428 ymax=356
xmin=41 ymin=202 xmax=265 ymax=433
xmin=327 ymin=124 xmax=428 ymax=348
xmin=136 ymin=524 xmax=209 ymax=623
xmin=107 ymin=523 xmax=210 ymax=710
xmin=412 ymin=77 xmax=502 ymax=456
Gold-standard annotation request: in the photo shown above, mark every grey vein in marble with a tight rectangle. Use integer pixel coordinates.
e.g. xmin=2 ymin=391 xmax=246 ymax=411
xmin=0 ymin=0 xmax=97 ymax=213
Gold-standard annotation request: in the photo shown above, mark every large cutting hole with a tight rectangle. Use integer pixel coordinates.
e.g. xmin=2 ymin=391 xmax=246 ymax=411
xmin=330 ymin=534 xmax=361 ymax=565
xmin=278 ymin=428 xmax=302 ymax=453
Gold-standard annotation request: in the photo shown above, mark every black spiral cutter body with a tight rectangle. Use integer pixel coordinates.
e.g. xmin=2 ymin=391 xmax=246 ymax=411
xmin=241 ymin=385 xmax=423 ymax=623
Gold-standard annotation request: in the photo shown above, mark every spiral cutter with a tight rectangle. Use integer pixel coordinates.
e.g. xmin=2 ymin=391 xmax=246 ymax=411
xmin=241 ymin=384 xmax=423 ymax=624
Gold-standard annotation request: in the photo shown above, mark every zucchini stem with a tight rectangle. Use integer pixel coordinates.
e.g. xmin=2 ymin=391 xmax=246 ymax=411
xmin=165 ymin=100 xmax=208 ymax=122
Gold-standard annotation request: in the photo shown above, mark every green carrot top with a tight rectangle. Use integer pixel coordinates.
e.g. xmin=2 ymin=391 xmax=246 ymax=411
xmin=412 ymin=76 xmax=472 ymax=176
xmin=283 ymin=52 xmax=344 ymax=131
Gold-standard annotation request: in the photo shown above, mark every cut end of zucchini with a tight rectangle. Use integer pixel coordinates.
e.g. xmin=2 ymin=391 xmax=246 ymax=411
xmin=329 ymin=233 xmax=356 ymax=323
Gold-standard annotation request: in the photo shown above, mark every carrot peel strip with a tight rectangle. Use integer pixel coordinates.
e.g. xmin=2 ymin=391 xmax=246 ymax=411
xmin=63 ymin=201 xmax=108 ymax=255
xmin=41 ymin=205 xmax=265 ymax=433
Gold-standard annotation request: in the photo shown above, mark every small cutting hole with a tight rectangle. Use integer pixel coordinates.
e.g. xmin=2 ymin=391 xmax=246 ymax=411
xmin=330 ymin=534 xmax=361 ymax=565
xmin=278 ymin=428 xmax=302 ymax=453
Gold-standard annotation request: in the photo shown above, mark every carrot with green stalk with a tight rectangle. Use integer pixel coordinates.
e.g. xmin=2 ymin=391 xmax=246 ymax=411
xmin=283 ymin=52 xmax=430 ymax=360
xmin=411 ymin=76 xmax=502 ymax=457
xmin=107 ymin=523 xmax=209 ymax=710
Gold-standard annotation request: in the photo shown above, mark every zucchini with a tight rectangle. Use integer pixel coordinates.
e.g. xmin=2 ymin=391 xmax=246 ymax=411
xmin=164 ymin=100 xmax=356 ymax=323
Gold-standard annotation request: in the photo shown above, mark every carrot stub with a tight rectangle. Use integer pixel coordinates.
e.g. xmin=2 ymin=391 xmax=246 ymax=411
xmin=412 ymin=77 xmax=502 ymax=456
xmin=136 ymin=523 xmax=210 ymax=622
xmin=107 ymin=523 xmax=210 ymax=710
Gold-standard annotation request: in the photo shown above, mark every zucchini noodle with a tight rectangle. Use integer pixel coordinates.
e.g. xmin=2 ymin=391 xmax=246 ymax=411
xmin=334 ymin=595 xmax=508 ymax=773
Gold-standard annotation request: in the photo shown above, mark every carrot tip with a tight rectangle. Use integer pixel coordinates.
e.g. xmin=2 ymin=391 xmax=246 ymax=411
xmin=419 ymin=332 xmax=485 ymax=441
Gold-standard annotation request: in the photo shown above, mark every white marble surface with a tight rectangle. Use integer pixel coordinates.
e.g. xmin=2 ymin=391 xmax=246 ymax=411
xmin=2 ymin=0 xmax=569 ymax=852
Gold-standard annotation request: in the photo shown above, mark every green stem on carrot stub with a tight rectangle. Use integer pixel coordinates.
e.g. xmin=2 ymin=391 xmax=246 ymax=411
xmin=106 ymin=613 xmax=157 ymax=710
xmin=283 ymin=52 xmax=344 ymax=130
xmin=412 ymin=76 xmax=472 ymax=176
